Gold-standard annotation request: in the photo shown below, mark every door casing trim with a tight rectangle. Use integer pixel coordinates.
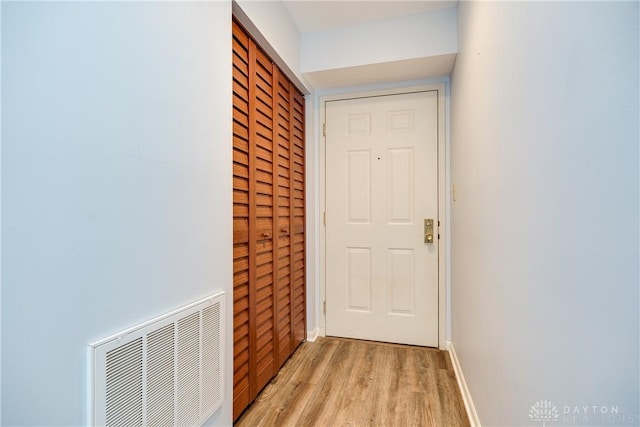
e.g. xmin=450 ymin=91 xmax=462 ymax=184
xmin=319 ymin=84 xmax=448 ymax=349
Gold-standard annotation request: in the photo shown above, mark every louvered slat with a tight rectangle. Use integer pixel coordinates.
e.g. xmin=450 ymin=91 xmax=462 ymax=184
xmin=176 ymin=313 xmax=200 ymax=426
xmin=202 ymin=304 xmax=223 ymax=410
xmin=105 ymin=339 xmax=143 ymax=427
xmin=146 ymin=324 xmax=175 ymax=427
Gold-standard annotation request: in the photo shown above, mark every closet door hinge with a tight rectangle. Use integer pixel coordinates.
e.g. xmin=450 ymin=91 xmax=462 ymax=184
xmin=323 ymin=211 xmax=326 ymax=226
xmin=323 ymin=301 xmax=326 ymax=315
xmin=323 ymin=123 xmax=326 ymax=137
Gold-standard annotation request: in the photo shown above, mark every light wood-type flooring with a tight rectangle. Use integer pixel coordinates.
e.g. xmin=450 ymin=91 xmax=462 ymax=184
xmin=235 ymin=337 xmax=470 ymax=427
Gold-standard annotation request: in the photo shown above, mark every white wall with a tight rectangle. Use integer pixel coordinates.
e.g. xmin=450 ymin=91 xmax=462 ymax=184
xmin=235 ymin=0 xmax=305 ymax=87
xmin=301 ymin=7 xmax=457 ymax=73
xmin=1 ymin=2 xmax=233 ymax=425
xmin=0 ymin=4 xmax=3 ymax=420
xmin=451 ymin=2 xmax=639 ymax=426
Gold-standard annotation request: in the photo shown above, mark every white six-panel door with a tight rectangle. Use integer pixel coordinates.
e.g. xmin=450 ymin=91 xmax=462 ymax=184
xmin=325 ymin=91 xmax=438 ymax=347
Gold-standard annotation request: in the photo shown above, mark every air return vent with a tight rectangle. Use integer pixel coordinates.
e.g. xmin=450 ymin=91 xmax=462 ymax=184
xmin=88 ymin=292 xmax=225 ymax=427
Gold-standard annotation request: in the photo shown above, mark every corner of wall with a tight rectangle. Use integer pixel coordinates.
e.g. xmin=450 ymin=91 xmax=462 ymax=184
xmin=447 ymin=341 xmax=481 ymax=427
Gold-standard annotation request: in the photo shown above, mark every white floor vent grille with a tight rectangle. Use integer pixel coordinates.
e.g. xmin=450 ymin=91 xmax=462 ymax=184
xmin=89 ymin=292 xmax=225 ymax=427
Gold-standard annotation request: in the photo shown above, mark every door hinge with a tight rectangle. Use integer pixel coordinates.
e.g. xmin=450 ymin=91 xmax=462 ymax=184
xmin=323 ymin=301 xmax=326 ymax=315
xmin=322 ymin=123 xmax=326 ymax=137
xmin=323 ymin=211 xmax=326 ymax=226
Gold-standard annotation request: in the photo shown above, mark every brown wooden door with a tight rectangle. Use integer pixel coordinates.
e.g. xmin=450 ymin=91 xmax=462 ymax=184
xmin=232 ymin=20 xmax=251 ymax=417
xmin=232 ymin=19 xmax=306 ymax=421
xmin=250 ymin=31 xmax=276 ymax=399
xmin=273 ymin=67 xmax=293 ymax=368
xmin=290 ymin=91 xmax=306 ymax=348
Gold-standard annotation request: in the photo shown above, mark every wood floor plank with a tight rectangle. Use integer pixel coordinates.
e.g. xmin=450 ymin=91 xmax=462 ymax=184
xmin=235 ymin=337 xmax=470 ymax=427
xmin=327 ymin=340 xmax=374 ymax=425
xmin=297 ymin=339 xmax=358 ymax=426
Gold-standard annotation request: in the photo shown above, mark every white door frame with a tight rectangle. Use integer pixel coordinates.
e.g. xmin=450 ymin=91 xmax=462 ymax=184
xmin=319 ymin=84 xmax=448 ymax=350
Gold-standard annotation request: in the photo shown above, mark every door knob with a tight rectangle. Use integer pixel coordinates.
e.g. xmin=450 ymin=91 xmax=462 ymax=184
xmin=424 ymin=219 xmax=434 ymax=244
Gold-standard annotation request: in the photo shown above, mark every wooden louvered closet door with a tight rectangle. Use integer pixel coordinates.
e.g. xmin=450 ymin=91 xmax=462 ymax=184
xmin=273 ymin=67 xmax=293 ymax=368
xmin=232 ymin=19 xmax=306 ymax=421
xmin=290 ymin=89 xmax=306 ymax=347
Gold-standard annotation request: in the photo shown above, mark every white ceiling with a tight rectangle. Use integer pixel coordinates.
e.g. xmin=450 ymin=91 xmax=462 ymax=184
xmin=278 ymin=0 xmax=458 ymax=88
xmin=283 ymin=0 xmax=457 ymax=33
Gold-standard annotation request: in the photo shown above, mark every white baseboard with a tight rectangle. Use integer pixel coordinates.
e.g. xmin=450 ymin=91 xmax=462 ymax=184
xmin=447 ymin=341 xmax=481 ymax=427
xmin=306 ymin=327 xmax=320 ymax=342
